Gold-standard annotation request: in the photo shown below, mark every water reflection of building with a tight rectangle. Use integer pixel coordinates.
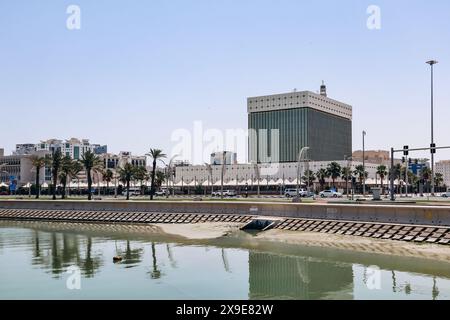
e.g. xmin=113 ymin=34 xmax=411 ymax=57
xmin=248 ymin=252 xmax=353 ymax=300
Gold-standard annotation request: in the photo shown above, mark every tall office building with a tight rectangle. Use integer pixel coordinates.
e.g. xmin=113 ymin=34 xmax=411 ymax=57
xmin=248 ymin=83 xmax=352 ymax=163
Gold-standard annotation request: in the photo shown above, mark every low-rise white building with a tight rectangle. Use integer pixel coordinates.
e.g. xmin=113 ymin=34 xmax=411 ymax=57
xmin=174 ymin=161 xmax=380 ymax=189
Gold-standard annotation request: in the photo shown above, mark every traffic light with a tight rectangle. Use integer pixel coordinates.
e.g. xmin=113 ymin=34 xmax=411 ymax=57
xmin=402 ymin=157 xmax=405 ymax=163
xmin=403 ymin=146 xmax=409 ymax=156
xmin=431 ymin=143 xmax=436 ymax=154
xmin=408 ymin=158 xmax=412 ymax=165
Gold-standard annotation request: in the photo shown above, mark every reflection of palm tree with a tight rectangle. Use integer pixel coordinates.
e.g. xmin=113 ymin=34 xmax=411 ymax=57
xmin=33 ymin=231 xmax=40 ymax=258
xmin=432 ymin=276 xmax=439 ymax=300
xmin=32 ymin=231 xmax=102 ymax=278
xmin=391 ymin=271 xmax=397 ymax=293
xmin=122 ymin=240 xmax=143 ymax=266
xmin=51 ymin=233 xmax=63 ymax=275
xmin=221 ymin=249 xmax=231 ymax=273
xmin=166 ymin=244 xmax=177 ymax=268
xmin=82 ymin=237 xmax=95 ymax=277
xmin=150 ymin=243 xmax=161 ymax=279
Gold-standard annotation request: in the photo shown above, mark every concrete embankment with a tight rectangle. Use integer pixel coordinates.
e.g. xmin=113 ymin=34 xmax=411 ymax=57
xmin=1 ymin=200 xmax=450 ymax=246
xmin=1 ymin=200 xmax=450 ymax=226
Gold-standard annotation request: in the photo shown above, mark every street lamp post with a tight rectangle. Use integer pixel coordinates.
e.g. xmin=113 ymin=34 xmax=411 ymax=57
xmin=345 ymin=155 xmax=353 ymax=199
xmin=426 ymin=60 xmax=438 ymax=196
xmin=296 ymin=147 xmax=310 ymax=198
xmin=252 ymin=162 xmax=260 ymax=198
xmin=166 ymin=155 xmax=178 ymax=198
xmin=362 ymin=131 xmax=367 ymax=197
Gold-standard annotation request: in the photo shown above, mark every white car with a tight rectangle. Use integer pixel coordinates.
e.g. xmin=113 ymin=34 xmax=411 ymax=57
xmin=285 ymin=188 xmax=311 ymax=198
xmin=155 ymin=190 xmax=168 ymax=196
xmin=212 ymin=190 xmax=236 ymax=197
xmin=319 ymin=190 xmax=342 ymax=198
xmin=441 ymin=192 xmax=450 ymax=198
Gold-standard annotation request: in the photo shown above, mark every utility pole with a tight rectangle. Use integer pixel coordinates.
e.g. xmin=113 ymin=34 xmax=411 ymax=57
xmin=362 ymin=131 xmax=366 ymax=197
xmin=426 ymin=60 xmax=438 ymax=196
xmin=390 ymin=148 xmax=395 ymax=201
xmin=220 ymin=152 xmax=225 ymax=199
xmin=296 ymin=147 xmax=310 ymax=198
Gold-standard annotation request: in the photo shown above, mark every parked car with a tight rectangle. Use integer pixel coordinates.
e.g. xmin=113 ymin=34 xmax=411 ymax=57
xmin=441 ymin=192 xmax=450 ymax=198
xmin=122 ymin=188 xmax=141 ymax=196
xmin=284 ymin=188 xmax=312 ymax=198
xmin=319 ymin=190 xmax=343 ymax=198
xmin=212 ymin=190 xmax=236 ymax=197
xmin=155 ymin=190 xmax=168 ymax=196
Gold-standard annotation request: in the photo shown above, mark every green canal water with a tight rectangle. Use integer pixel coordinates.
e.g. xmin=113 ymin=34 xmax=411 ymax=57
xmin=0 ymin=221 xmax=449 ymax=300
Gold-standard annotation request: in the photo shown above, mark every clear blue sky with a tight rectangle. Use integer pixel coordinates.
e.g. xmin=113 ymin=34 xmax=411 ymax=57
xmin=1 ymin=0 xmax=449 ymax=163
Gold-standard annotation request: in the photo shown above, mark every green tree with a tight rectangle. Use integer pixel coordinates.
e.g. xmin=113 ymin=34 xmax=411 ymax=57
xmin=326 ymin=162 xmax=341 ymax=187
xmin=30 ymin=155 xmax=46 ymax=199
xmin=59 ymin=156 xmax=77 ymax=199
xmin=301 ymin=170 xmax=315 ymax=187
xmin=118 ymin=163 xmax=136 ymax=200
xmin=155 ymin=171 xmax=166 ymax=189
xmin=49 ymin=150 xmax=63 ymax=200
xmin=71 ymin=161 xmax=83 ymax=195
xmin=341 ymin=167 xmax=353 ymax=183
xmin=80 ymin=151 xmax=103 ymax=200
xmin=316 ymin=168 xmax=330 ymax=191
xmin=146 ymin=149 xmax=167 ymax=200
xmin=420 ymin=167 xmax=431 ymax=182
xmin=376 ymin=165 xmax=388 ymax=188
xmin=434 ymin=172 xmax=444 ymax=188
xmin=354 ymin=165 xmax=368 ymax=185
xmin=103 ymin=169 xmax=114 ymax=195
xmin=133 ymin=166 xmax=148 ymax=195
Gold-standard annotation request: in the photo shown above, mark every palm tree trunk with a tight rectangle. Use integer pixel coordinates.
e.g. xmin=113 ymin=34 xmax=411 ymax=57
xmin=52 ymin=170 xmax=57 ymax=200
xmin=35 ymin=167 xmax=40 ymax=199
xmin=87 ymin=169 xmax=92 ymax=201
xmin=126 ymin=179 xmax=130 ymax=200
xmin=61 ymin=180 xmax=66 ymax=199
xmin=150 ymin=159 xmax=156 ymax=200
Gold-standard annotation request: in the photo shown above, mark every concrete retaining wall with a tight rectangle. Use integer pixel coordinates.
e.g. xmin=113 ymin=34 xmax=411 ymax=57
xmin=1 ymin=200 xmax=450 ymax=226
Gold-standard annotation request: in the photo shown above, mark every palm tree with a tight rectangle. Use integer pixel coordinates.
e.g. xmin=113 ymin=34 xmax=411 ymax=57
xmin=59 ymin=156 xmax=76 ymax=199
xmin=420 ymin=167 xmax=432 ymax=193
xmin=133 ymin=166 xmax=148 ymax=195
xmin=316 ymin=168 xmax=329 ymax=191
xmin=118 ymin=163 xmax=135 ymax=200
xmin=80 ymin=150 xmax=103 ymax=200
xmin=341 ymin=166 xmax=353 ymax=194
xmin=155 ymin=171 xmax=166 ymax=190
xmin=376 ymin=165 xmax=388 ymax=189
xmin=49 ymin=150 xmax=63 ymax=200
xmin=354 ymin=165 xmax=368 ymax=191
xmin=71 ymin=161 xmax=83 ymax=195
xmin=434 ymin=173 xmax=444 ymax=189
xmin=301 ymin=170 xmax=315 ymax=188
xmin=341 ymin=167 xmax=352 ymax=183
xmin=326 ymin=162 xmax=341 ymax=188
xmin=103 ymin=169 xmax=114 ymax=196
xmin=30 ymin=155 xmax=46 ymax=199
xmin=146 ymin=149 xmax=167 ymax=200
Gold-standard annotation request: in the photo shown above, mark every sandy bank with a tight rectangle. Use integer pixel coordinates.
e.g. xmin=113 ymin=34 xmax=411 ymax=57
xmin=157 ymin=222 xmax=245 ymax=240
xmin=255 ymin=229 xmax=450 ymax=263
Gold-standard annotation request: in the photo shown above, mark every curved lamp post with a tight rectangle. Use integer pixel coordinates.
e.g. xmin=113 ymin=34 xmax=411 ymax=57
xmin=296 ymin=147 xmax=310 ymax=198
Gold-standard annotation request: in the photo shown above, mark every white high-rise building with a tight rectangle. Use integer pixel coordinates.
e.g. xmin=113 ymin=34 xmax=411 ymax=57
xmin=436 ymin=161 xmax=450 ymax=187
xmin=34 ymin=138 xmax=107 ymax=159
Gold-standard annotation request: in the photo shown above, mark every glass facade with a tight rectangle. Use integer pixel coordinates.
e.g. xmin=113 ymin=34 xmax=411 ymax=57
xmin=249 ymin=107 xmax=351 ymax=163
